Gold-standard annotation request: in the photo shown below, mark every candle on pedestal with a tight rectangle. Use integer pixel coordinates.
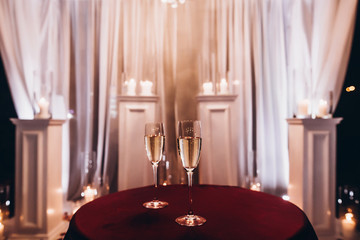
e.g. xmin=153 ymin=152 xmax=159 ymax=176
xmin=140 ymin=80 xmax=153 ymax=96
xmin=202 ymin=82 xmax=214 ymax=95
xmin=36 ymin=97 xmax=51 ymax=118
xmin=126 ymin=78 xmax=136 ymax=96
xmin=219 ymin=78 xmax=228 ymax=94
xmin=318 ymin=99 xmax=328 ymax=118
xmin=297 ymin=99 xmax=309 ymax=118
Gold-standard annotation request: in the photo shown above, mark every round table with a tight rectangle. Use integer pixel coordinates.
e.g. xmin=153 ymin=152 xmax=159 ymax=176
xmin=64 ymin=184 xmax=317 ymax=240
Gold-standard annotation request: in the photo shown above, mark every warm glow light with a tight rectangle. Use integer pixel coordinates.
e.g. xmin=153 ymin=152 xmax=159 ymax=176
xmin=83 ymin=186 xmax=97 ymax=203
xmin=346 ymin=86 xmax=355 ymax=92
xmin=47 ymin=208 xmax=55 ymax=215
xmin=161 ymin=0 xmax=186 ymax=8
xmin=219 ymin=78 xmax=228 ymax=94
xmin=36 ymin=97 xmax=51 ymax=118
xmin=317 ymin=99 xmax=328 ymax=118
xmin=125 ymin=78 xmax=137 ymax=95
xmin=140 ymin=80 xmax=153 ymax=96
xmin=250 ymin=183 xmax=261 ymax=191
xmin=202 ymin=82 xmax=214 ymax=95
xmin=233 ymin=80 xmax=240 ymax=85
xmin=282 ymin=195 xmax=290 ymax=201
xmin=73 ymin=206 xmax=81 ymax=215
xmin=297 ymin=99 xmax=309 ymax=118
xmin=0 ymin=222 xmax=4 ymax=236
xmin=345 ymin=212 xmax=354 ymax=222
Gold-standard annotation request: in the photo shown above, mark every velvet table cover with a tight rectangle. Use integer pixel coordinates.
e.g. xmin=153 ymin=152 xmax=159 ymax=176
xmin=64 ymin=184 xmax=317 ymax=240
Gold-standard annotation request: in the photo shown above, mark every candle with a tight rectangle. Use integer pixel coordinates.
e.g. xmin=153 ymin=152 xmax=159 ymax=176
xmin=250 ymin=183 xmax=261 ymax=192
xmin=219 ymin=78 xmax=228 ymax=94
xmin=202 ymin=82 xmax=214 ymax=95
xmin=342 ymin=212 xmax=356 ymax=238
xmin=140 ymin=80 xmax=153 ymax=96
xmin=318 ymin=99 xmax=328 ymax=118
xmin=126 ymin=78 xmax=136 ymax=96
xmin=297 ymin=99 xmax=309 ymax=118
xmin=83 ymin=186 xmax=97 ymax=203
xmin=37 ymin=97 xmax=51 ymax=118
xmin=0 ymin=222 xmax=3 ymax=237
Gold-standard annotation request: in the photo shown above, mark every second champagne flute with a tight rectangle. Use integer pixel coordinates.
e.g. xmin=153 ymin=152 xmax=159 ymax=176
xmin=175 ymin=120 xmax=206 ymax=226
xmin=143 ymin=122 xmax=169 ymax=209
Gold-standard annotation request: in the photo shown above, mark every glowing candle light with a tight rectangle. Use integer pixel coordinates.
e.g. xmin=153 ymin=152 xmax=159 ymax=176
xmin=83 ymin=186 xmax=97 ymax=203
xmin=126 ymin=78 xmax=136 ymax=96
xmin=202 ymin=82 xmax=214 ymax=95
xmin=37 ymin=97 xmax=51 ymax=118
xmin=140 ymin=80 xmax=153 ymax=96
xmin=318 ymin=99 xmax=328 ymax=118
xmin=297 ymin=99 xmax=309 ymax=118
xmin=219 ymin=78 xmax=228 ymax=94
xmin=342 ymin=210 xmax=356 ymax=237
xmin=0 ymin=222 xmax=4 ymax=237
xmin=250 ymin=183 xmax=261 ymax=192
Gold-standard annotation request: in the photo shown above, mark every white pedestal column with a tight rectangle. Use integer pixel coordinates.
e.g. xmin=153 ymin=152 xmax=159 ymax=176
xmin=197 ymin=95 xmax=239 ymax=186
xmin=7 ymin=119 xmax=67 ymax=240
xmin=287 ymin=118 xmax=342 ymax=240
xmin=118 ymin=96 xmax=159 ymax=191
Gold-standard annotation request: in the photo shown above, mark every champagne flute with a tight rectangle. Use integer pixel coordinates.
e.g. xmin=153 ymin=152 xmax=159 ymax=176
xmin=143 ymin=122 xmax=169 ymax=209
xmin=176 ymin=120 xmax=206 ymax=226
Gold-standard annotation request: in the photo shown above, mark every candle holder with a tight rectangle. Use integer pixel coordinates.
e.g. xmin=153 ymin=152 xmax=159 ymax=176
xmin=33 ymin=71 xmax=52 ymax=119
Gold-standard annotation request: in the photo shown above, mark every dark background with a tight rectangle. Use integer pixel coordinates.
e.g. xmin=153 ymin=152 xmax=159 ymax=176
xmin=0 ymin=3 xmax=359 ymax=219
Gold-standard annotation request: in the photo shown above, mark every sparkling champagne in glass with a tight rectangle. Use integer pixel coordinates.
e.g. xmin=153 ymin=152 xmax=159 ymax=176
xmin=176 ymin=120 xmax=206 ymax=226
xmin=143 ymin=122 xmax=168 ymax=209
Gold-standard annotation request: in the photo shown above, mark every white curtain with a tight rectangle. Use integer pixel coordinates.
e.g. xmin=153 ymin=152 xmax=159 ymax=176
xmin=252 ymin=0 xmax=289 ymax=195
xmin=0 ymin=0 xmax=71 ymax=203
xmin=67 ymin=0 xmax=122 ymax=199
xmin=286 ymin=0 xmax=357 ymax=116
xmin=0 ymin=0 xmax=69 ymax=119
xmin=254 ymin=0 xmax=357 ymax=195
xmin=0 ymin=0 xmax=357 ymax=200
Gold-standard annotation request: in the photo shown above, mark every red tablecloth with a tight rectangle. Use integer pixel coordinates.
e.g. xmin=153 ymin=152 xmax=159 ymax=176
xmin=64 ymin=184 xmax=317 ymax=240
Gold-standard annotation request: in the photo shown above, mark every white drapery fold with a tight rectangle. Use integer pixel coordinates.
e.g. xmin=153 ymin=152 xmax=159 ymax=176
xmin=67 ymin=0 xmax=122 ymax=200
xmin=252 ymin=0 xmax=290 ymax=195
xmin=0 ymin=0 xmax=69 ymax=119
xmin=287 ymin=0 xmax=357 ymax=116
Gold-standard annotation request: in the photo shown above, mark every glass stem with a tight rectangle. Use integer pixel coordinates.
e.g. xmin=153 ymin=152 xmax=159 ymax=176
xmin=152 ymin=163 xmax=158 ymax=200
xmin=187 ymin=171 xmax=193 ymax=215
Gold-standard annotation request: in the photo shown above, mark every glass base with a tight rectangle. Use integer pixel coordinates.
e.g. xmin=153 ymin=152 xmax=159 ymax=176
xmin=143 ymin=200 xmax=168 ymax=209
xmin=175 ymin=214 xmax=206 ymax=226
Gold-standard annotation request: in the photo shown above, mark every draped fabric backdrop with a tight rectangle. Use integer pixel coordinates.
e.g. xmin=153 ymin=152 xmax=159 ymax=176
xmin=0 ymin=0 xmax=357 ymax=203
